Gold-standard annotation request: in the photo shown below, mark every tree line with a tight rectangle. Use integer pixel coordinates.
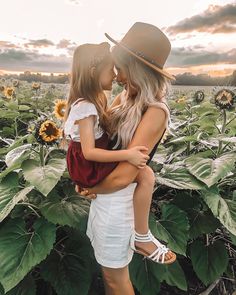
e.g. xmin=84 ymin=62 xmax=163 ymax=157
xmin=1 ymin=70 xmax=236 ymax=86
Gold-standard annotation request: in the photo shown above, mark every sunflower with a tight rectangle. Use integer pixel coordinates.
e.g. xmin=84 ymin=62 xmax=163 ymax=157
xmin=36 ymin=119 xmax=62 ymax=145
xmin=54 ymin=99 xmax=67 ymax=120
xmin=214 ymin=89 xmax=235 ymax=109
xmin=176 ymin=96 xmax=186 ymax=103
xmin=4 ymin=87 xmax=15 ymax=99
xmin=13 ymin=80 xmax=19 ymax=87
xmin=194 ymin=90 xmax=204 ymax=103
xmin=32 ymin=82 xmax=41 ymax=90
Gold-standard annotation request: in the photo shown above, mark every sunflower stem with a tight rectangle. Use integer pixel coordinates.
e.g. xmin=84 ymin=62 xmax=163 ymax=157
xmin=216 ymin=109 xmax=227 ymax=156
xmin=39 ymin=145 xmax=45 ymax=166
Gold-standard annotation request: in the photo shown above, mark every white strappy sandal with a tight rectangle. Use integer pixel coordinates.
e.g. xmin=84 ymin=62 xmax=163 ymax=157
xmin=130 ymin=230 xmax=176 ymax=264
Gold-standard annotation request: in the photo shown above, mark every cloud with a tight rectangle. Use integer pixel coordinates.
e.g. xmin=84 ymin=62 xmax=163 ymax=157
xmin=24 ymin=39 xmax=55 ymax=48
xmin=166 ymin=47 xmax=236 ymax=67
xmin=56 ymin=39 xmax=77 ymax=54
xmin=0 ymin=49 xmax=71 ymax=73
xmin=167 ymin=3 xmax=236 ymax=35
xmin=65 ymin=0 xmax=83 ymax=6
xmin=0 ymin=41 xmax=20 ymax=49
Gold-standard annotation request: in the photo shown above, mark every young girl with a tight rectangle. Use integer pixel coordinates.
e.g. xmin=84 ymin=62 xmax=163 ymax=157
xmin=64 ymin=41 xmax=176 ymax=264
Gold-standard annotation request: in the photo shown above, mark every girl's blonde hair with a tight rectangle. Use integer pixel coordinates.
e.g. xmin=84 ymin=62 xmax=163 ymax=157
xmin=64 ymin=42 xmax=112 ymax=131
xmin=108 ymin=46 xmax=171 ymax=149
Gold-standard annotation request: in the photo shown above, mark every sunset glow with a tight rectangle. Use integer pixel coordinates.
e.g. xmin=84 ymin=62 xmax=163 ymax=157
xmin=0 ymin=0 xmax=235 ymax=77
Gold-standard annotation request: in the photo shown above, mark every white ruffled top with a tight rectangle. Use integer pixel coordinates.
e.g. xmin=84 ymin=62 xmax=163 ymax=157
xmin=64 ymin=98 xmax=104 ymax=142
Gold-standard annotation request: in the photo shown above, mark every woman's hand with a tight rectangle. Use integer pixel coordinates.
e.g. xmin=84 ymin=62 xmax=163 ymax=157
xmin=75 ymin=185 xmax=97 ymax=199
xmin=127 ymin=146 xmax=150 ymax=168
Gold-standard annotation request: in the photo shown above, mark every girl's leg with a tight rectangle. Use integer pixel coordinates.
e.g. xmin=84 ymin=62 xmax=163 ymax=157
xmin=133 ymin=165 xmax=155 ymax=234
xmin=133 ymin=166 xmax=174 ymax=261
xmin=101 ymin=265 xmax=135 ymax=295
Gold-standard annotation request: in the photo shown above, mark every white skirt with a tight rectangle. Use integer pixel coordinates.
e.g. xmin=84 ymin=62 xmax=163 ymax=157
xmin=86 ymin=183 xmax=137 ymax=268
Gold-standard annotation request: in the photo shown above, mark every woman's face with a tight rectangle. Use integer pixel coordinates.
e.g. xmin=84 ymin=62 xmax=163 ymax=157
xmin=115 ymin=65 xmax=127 ymax=87
xmin=115 ymin=64 xmax=137 ymax=96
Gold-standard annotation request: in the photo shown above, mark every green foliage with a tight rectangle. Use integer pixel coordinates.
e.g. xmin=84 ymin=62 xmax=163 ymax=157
xmin=0 ymin=217 xmax=56 ymax=292
xmin=190 ymin=240 xmax=228 ymax=285
xmin=151 ymin=205 xmax=189 ymax=256
xmin=0 ymin=82 xmax=235 ymax=294
xmin=22 ymin=157 xmax=66 ymax=196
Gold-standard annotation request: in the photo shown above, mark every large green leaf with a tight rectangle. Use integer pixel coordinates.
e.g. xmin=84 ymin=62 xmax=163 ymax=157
xmin=156 ymin=164 xmax=205 ymax=190
xmin=0 ymin=217 xmax=56 ymax=292
xmin=0 ymin=110 xmax=20 ymax=119
xmin=130 ymin=253 xmax=187 ymax=293
xmin=167 ymin=135 xmax=198 ymax=144
xmin=190 ymin=240 xmax=228 ymax=285
xmin=129 ymin=254 xmax=162 ymax=295
xmin=229 ymin=233 xmax=236 ymax=246
xmin=0 ymin=162 xmax=22 ymax=181
xmin=0 ymin=173 xmax=34 ymax=222
xmin=188 ymin=209 xmax=221 ymax=239
xmin=185 ymin=153 xmax=236 ymax=187
xmin=0 ymin=185 xmax=34 ymax=222
xmin=39 ymin=191 xmax=90 ymax=231
xmin=218 ymin=137 xmax=236 ymax=143
xmin=5 ymin=144 xmax=32 ymax=167
xmin=40 ymin=231 xmax=92 ymax=295
xmin=162 ymin=260 xmax=187 ymax=291
xmin=22 ymin=158 xmax=66 ymax=196
xmin=201 ymin=187 xmax=236 ymax=235
xmin=5 ymin=274 xmax=36 ymax=295
xmin=0 ymin=135 xmax=30 ymax=156
xmin=151 ymin=204 xmax=189 ymax=256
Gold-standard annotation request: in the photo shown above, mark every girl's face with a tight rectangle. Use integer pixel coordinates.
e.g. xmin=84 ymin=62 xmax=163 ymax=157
xmin=100 ymin=61 xmax=116 ymax=91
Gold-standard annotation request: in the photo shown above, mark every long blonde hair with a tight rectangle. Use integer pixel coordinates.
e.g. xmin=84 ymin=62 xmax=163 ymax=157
xmin=108 ymin=46 xmax=171 ymax=149
xmin=64 ymin=42 xmax=112 ymax=131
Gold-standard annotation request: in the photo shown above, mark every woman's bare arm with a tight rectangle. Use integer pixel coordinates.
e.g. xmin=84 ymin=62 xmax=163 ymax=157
xmin=86 ymin=106 xmax=167 ymax=194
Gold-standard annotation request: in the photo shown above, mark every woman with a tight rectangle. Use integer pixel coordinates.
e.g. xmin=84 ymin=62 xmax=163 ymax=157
xmin=77 ymin=22 xmax=175 ymax=294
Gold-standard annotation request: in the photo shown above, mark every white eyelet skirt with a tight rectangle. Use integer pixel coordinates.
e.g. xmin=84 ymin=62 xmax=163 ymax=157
xmin=86 ymin=183 xmax=137 ymax=268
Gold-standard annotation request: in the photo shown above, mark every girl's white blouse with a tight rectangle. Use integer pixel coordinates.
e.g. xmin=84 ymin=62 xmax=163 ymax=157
xmin=64 ymin=99 xmax=104 ymax=142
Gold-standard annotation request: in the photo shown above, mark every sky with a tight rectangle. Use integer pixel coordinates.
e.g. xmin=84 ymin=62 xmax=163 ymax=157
xmin=0 ymin=0 xmax=235 ymax=77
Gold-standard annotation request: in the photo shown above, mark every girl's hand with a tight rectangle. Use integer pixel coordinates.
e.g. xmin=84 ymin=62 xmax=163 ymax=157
xmin=127 ymin=146 xmax=150 ymax=168
xmin=75 ymin=185 xmax=97 ymax=199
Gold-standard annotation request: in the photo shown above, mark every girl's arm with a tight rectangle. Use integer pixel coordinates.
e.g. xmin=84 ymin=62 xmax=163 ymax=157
xmin=84 ymin=107 xmax=167 ymax=194
xmin=76 ymin=116 xmax=149 ymax=164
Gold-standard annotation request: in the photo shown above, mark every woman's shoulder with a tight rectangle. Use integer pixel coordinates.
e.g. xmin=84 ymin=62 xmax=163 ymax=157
xmin=148 ymin=100 xmax=170 ymax=118
xmin=144 ymin=101 xmax=171 ymax=130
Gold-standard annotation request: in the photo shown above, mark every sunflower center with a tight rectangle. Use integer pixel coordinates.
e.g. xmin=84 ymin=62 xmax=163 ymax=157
xmin=45 ymin=123 xmax=58 ymax=136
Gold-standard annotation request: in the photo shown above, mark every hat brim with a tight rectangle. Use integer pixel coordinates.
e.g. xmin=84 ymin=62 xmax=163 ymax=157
xmin=105 ymin=33 xmax=175 ymax=81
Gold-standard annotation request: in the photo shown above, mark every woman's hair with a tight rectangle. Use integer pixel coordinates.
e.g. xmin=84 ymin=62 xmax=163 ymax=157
xmin=108 ymin=45 xmax=171 ymax=149
xmin=64 ymin=42 xmax=112 ymax=131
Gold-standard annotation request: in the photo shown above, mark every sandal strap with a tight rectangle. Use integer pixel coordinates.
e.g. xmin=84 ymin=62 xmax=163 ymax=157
xmin=148 ymin=244 xmax=169 ymax=263
xmin=134 ymin=230 xmax=152 ymax=242
xmin=130 ymin=229 xmax=171 ymax=264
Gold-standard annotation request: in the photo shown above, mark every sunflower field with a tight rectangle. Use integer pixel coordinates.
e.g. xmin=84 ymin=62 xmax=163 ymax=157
xmin=0 ymin=78 xmax=235 ymax=295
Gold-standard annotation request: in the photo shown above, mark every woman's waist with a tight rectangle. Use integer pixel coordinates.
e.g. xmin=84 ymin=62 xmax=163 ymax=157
xmin=95 ymin=183 xmax=137 ymax=198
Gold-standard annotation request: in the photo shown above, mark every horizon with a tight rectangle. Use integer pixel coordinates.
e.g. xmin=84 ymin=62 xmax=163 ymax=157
xmin=0 ymin=0 xmax=236 ymax=77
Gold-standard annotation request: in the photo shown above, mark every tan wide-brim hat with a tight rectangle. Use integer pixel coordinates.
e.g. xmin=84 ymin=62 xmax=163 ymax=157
xmin=105 ymin=22 xmax=175 ymax=80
